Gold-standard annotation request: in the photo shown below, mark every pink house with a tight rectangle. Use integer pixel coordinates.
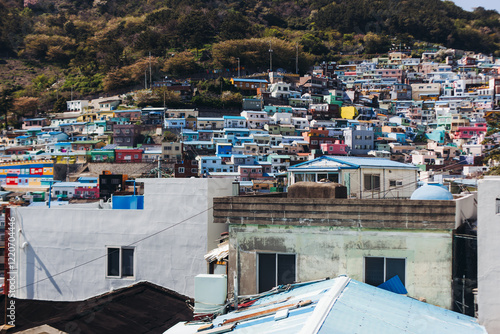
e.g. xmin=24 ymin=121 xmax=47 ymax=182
xmin=22 ymin=118 xmax=49 ymax=130
xmin=454 ymin=125 xmax=487 ymax=140
xmin=238 ymin=165 xmax=273 ymax=182
xmin=320 ymin=141 xmax=348 ymax=155
xmin=375 ymin=69 xmax=404 ymax=83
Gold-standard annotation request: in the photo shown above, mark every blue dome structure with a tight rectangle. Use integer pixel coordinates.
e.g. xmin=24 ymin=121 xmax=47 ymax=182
xmin=410 ymin=184 xmax=453 ymax=200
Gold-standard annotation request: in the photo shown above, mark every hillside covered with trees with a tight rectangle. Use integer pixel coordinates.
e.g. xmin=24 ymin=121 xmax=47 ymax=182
xmin=0 ymin=0 xmax=499 ymax=115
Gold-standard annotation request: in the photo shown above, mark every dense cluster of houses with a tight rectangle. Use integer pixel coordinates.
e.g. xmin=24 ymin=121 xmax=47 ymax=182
xmin=2 ymin=49 xmax=500 ymax=333
xmin=2 ymin=49 xmax=497 ymax=197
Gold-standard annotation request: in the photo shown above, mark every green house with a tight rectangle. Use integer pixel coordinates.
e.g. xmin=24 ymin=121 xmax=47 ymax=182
xmin=90 ymin=150 xmax=115 ymax=162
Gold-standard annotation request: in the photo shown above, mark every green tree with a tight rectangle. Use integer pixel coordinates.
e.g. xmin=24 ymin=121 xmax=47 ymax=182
xmin=0 ymin=89 xmax=13 ymax=129
xmin=219 ymin=12 xmax=250 ymax=41
xmin=178 ymin=11 xmax=215 ymax=48
xmin=163 ymin=51 xmax=200 ymax=77
xmin=363 ymin=33 xmax=389 ymax=54
xmin=53 ymin=97 xmax=67 ymax=113
xmin=300 ymin=33 xmax=329 ymax=55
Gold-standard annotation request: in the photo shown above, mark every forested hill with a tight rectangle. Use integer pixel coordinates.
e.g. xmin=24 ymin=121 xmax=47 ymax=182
xmin=0 ymin=0 xmax=499 ymax=103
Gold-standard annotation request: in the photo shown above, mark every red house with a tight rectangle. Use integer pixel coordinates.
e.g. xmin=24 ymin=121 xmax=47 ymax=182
xmin=74 ymin=185 xmax=99 ymax=199
xmin=174 ymin=159 xmax=199 ymax=178
xmin=320 ymin=141 xmax=348 ymax=155
xmin=115 ymin=149 xmax=143 ymax=163
xmin=6 ymin=176 xmax=18 ymax=186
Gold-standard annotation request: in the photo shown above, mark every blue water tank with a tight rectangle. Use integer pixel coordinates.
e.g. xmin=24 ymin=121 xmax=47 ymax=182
xmin=410 ymin=184 xmax=453 ymax=200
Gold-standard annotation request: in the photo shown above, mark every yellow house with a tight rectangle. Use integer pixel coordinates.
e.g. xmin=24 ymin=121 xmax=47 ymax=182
xmin=341 ymin=106 xmax=358 ymax=120
xmin=97 ymin=110 xmax=115 ymax=120
xmin=77 ymin=111 xmax=99 ymax=123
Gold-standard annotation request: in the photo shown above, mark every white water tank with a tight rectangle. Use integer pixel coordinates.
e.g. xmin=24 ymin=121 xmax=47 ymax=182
xmin=194 ymin=274 xmax=227 ymax=314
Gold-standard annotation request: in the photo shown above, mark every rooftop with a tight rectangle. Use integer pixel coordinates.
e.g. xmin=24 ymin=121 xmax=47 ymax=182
xmin=167 ymin=277 xmax=485 ymax=334
xmin=0 ymin=281 xmax=193 ymax=334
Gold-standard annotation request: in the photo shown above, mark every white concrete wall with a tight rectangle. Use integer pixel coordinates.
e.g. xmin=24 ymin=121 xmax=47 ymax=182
xmin=455 ymin=193 xmax=477 ymax=228
xmin=11 ymin=178 xmax=233 ymax=301
xmin=478 ymin=177 xmax=500 ymax=333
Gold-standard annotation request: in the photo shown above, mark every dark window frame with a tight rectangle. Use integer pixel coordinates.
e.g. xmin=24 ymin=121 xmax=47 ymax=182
xmin=257 ymin=253 xmax=296 ymax=293
xmin=106 ymin=246 xmax=135 ymax=278
xmin=364 ymin=256 xmax=406 ymax=286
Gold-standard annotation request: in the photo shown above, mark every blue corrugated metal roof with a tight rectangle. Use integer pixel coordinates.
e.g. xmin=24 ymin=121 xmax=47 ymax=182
xmin=78 ymin=177 xmax=98 ymax=182
xmin=377 ymin=275 xmax=408 ymax=294
xmin=223 ymin=116 xmax=246 ymax=119
xmin=289 ymin=155 xmax=418 ymax=170
xmin=165 ymin=277 xmax=486 ymax=334
xmin=318 ymin=280 xmax=485 ymax=334
xmin=232 ymin=78 xmax=268 ymax=83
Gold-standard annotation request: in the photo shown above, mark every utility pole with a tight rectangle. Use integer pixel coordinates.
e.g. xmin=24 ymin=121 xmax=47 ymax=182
xmin=269 ymin=41 xmax=273 ymax=72
xmin=237 ymin=57 xmax=240 ymax=78
xmin=149 ymin=51 xmax=152 ymax=89
xmin=144 ymin=69 xmax=147 ymax=90
xmin=157 ymin=158 xmax=161 ymax=178
xmin=296 ymin=42 xmax=299 ymax=74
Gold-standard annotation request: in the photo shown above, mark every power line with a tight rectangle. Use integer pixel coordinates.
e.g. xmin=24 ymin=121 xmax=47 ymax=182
xmin=17 ymin=205 xmax=214 ymax=291
xmin=377 ymin=160 xmax=473 ymax=198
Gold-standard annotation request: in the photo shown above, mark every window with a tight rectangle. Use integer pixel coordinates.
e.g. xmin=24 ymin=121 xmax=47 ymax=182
xmin=496 ymin=198 xmax=500 ymax=214
xmin=317 ymin=173 xmax=339 ymax=183
xmin=365 ymin=257 xmax=405 ymax=286
xmin=364 ymin=174 xmax=380 ymax=191
xmin=107 ymin=247 xmax=134 ymax=278
xmin=258 ymin=253 xmax=296 ymax=293
xmin=191 ymin=168 xmax=197 ymax=173
xmin=390 ymin=180 xmax=403 ymax=187
xmin=178 ymin=167 xmax=185 ymax=173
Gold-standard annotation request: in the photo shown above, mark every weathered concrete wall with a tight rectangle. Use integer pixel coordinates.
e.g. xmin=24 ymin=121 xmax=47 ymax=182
xmin=214 ymin=196 xmax=457 ymax=229
xmin=478 ymin=177 xmax=500 ymax=333
xmin=54 ymin=163 xmax=86 ymax=181
xmin=216 ymin=195 xmax=457 ymax=309
xmin=87 ymin=162 xmax=173 ymax=177
xmin=229 ymin=224 xmax=453 ymax=309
